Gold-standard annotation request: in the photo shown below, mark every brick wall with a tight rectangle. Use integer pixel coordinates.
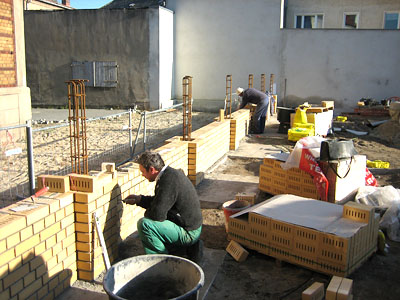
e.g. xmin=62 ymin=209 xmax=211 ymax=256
xmin=0 ymin=109 xmax=249 ymax=298
xmin=0 ymin=0 xmax=17 ymax=87
xmin=0 ymin=193 xmax=76 ymax=300
xmin=229 ymin=110 xmax=250 ymax=150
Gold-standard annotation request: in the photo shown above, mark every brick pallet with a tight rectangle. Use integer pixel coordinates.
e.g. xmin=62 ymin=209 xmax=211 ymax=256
xmin=259 ymin=156 xmax=319 ymax=199
xmin=228 ymin=195 xmax=379 ymax=276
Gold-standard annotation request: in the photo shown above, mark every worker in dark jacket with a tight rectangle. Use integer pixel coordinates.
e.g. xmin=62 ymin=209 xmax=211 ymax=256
xmin=237 ymin=87 xmax=270 ymax=134
xmin=124 ymin=150 xmax=203 ymax=263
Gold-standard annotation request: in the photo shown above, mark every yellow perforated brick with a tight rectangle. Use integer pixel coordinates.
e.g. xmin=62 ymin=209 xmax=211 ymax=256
xmin=37 ymin=175 xmax=70 ymax=193
xmin=302 ymin=282 xmax=324 ymax=300
xmin=342 ymin=202 xmax=374 ymax=224
xmin=226 ymin=240 xmax=249 ymax=262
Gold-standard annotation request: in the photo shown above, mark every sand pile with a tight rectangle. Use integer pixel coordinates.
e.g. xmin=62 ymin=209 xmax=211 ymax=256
xmin=371 ymin=120 xmax=400 ymax=147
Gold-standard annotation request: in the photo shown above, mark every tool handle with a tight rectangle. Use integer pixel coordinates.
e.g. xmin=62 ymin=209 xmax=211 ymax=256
xmin=34 ymin=186 xmax=49 ymax=198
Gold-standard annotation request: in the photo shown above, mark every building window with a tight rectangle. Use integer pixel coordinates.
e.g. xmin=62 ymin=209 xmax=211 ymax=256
xmin=343 ymin=13 xmax=359 ymax=29
xmin=384 ymin=12 xmax=399 ymax=29
xmin=295 ymin=14 xmax=323 ymax=29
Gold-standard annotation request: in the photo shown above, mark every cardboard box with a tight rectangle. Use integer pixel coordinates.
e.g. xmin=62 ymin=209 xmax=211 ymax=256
xmin=320 ymin=155 xmax=366 ymax=204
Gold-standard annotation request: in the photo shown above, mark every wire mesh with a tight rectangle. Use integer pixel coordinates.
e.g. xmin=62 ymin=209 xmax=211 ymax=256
xmin=0 ymin=108 xmax=217 ymax=206
xmin=0 ymin=127 xmax=29 ymax=207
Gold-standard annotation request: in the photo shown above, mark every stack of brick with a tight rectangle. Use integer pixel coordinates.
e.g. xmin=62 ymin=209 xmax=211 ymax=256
xmin=228 ymin=197 xmax=379 ymax=276
xmin=0 ymin=187 xmax=76 ymax=299
xmin=229 ymin=110 xmax=250 ymax=150
xmin=259 ymin=156 xmax=319 ymax=199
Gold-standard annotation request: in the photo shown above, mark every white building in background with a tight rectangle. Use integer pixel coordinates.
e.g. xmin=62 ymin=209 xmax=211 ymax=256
xmin=284 ymin=0 xmax=400 ymax=29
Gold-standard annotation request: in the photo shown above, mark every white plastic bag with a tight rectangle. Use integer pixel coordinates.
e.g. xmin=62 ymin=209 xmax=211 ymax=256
xmin=355 ymin=185 xmax=400 ymax=241
xmin=355 ymin=185 xmax=400 ymax=208
xmin=281 ymin=136 xmax=325 ymax=170
xmin=380 ymin=204 xmax=400 ymax=242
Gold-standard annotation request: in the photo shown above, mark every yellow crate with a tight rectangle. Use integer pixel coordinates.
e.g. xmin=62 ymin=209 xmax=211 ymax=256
xmin=366 ymin=160 xmax=390 ymax=168
xmin=288 ymin=127 xmax=315 ymax=142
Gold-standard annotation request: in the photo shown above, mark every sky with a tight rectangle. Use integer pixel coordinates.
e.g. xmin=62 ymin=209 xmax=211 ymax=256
xmin=70 ymin=0 xmax=112 ymax=9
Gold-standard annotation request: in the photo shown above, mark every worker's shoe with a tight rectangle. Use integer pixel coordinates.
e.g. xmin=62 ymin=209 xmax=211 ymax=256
xmin=187 ymin=239 xmax=204 ymax=265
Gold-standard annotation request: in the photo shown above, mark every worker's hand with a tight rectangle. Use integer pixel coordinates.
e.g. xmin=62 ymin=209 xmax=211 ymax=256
xmin=123 ymin=194 xmax=141 ymax=205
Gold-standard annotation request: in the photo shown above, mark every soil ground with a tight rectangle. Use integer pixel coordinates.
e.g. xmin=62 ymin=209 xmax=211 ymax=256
xmin=56 ymin=110 xmax=400 ymax=300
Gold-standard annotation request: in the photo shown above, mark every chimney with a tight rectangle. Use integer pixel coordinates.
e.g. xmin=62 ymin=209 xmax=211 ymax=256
xmin=62 ymin=0 xmax=70 ymax=6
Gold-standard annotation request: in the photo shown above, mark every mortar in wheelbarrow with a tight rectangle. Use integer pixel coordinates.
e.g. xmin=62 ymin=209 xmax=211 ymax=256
xmin=103 ymin=254 xmax=204 ymax=300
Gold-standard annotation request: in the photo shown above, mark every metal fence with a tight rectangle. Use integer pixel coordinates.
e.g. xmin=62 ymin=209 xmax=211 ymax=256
xmin=0 ymin=105 xmax=216 ymax=206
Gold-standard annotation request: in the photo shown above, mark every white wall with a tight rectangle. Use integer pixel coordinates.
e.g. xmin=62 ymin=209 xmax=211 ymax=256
xmin=167 ymin=0 xmax=282 ymax=109
xmin=280 ymin=29 xmax=400 ymax=112
xmin=159 ymin=7 xmax=174 ymax=108
xmin=166 ymin=0 xmax=399 ymax=113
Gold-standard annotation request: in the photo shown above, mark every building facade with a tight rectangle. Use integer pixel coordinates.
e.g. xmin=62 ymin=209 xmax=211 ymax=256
xmin=23 ymin=0 xmax=72 ymax=10
xmin=284 ymin=0 xmax=400 ymax=29
xmin=0 ymin=0 xmax=31 ymax=139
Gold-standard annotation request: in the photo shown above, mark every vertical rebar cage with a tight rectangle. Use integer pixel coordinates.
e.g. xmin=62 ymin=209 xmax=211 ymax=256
xmin=67 ymin=79 xmax=89 ymax=175
xmin=269 ymin=74 xmax=275 ymax=93
xmin=248 ymin=74 xmax=254 ymax=88
xmin=261 ymin=73 xmax=266 ymax=93
xmin=182 ymin=76 xmax=193 ymax=141
xmin=225 ymin=75 xmax=232 ymax=119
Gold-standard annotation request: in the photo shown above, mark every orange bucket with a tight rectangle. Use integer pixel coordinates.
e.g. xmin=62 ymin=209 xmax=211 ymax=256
xmin=222 ymin=200 xmax=250 ymax=232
